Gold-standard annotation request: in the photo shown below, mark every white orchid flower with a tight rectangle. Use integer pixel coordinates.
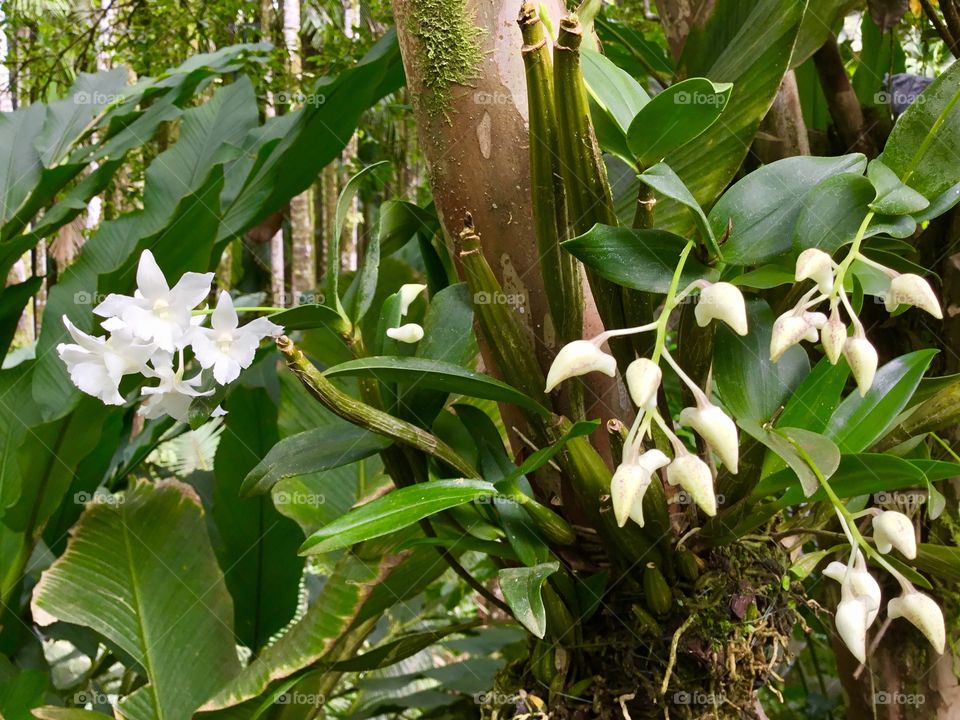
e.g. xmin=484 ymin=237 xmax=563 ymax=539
xmin=139 ymin=352 xmax=213 ymax=422
xmin=695 ymin=282 xmax=748 ymax=336
xmin=887 ymin=590 xmax=946 ymax=654
xmin=544 ymin=340 xmax=616 ymax=393
xmin=94 ymin=249 xmax=214 ymax=352
xmin=610 ymin=449 xmax=670 ymax=528
xmin=872 ymin=511 xmax=917 ymax=559
xmin=56 ymin=318 xmax=154 ymax=405
xmin=188 ymin=291 xmax=283 ymax=385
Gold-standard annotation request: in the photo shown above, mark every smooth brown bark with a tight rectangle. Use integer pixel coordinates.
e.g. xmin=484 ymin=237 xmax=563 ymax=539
xmin=813 ymin=35 xmax=876 ymax=157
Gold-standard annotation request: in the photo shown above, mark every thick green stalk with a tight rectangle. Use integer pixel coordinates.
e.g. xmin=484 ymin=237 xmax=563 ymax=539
xmin=553 ymin=13 xmax=633 ymax=370
xmin=518 ymin=3 xmax=583 ymax=348
xmin=874 ymin=378 xmax=960 ymax=450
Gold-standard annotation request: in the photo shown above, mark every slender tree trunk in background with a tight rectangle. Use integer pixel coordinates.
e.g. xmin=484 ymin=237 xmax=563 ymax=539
xmin=283 ymin=0 xmax=315 ymax=305
xmin=261 ymin=0 xmax=285 ymax=307
xmin=339 ymin=0 xmax=361 ymax=274
xmin=755 ymin=70 xmax=810 ymax=161
xmin=813 ymin=35 xmax=877 ymax=157
xmin=319 ymin=163 xmax=338 ymax=294
xmin=0 ymin=6 xmax=13 ymax=113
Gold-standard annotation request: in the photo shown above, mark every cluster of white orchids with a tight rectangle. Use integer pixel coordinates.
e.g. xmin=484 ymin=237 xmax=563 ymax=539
xmin=825 ymin=508 xmax=945 ymax=662
xmin=544 ymin=256 xmax=747 ymax=526
xmin=771 ymin=247 xmax=942 ymax=395
xmin=58 ymin=250 xmax=283 ymax=421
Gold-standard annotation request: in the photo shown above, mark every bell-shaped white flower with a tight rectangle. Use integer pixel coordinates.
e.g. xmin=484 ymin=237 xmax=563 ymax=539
xmin=187 ymin=292 xmax=283 ymax=385
xmin=398 ymin=283 xmax=427 ymax=316
xmin=835 ymin=590 xmax=870 ymax=663
xmin=139 ymin=353 xmax=213 ymax=422
xmin=821 ymin=308 xmax=847 ymax=364
xmin=694 ymin=282 xmax=748 ymax=336
xmin=544 ymin=340 xmax=617 ymax=393
xmin=57 ymin=318 xmax=154 ymax=405
xmin=625 ymin=358 xmax=661 ymax=410
xmin=678 ymin=403 xmax=739 ymax=473
xmin=771 ymin=313 xmax=811 ymax=361
xmin=795 ymin=248 xmax=835 ymax=295
xmin=843 ymin=335 xmax=878 ymax=396
xmin=610 ymin=449 xmax=669 ymax=528
xmin=872 ymin=511 xmax=916 ymax=559
xmin=386 ymin=323 xmax=424 ymax=343
xmin=94 ymin=249 xmax=214 ymax=352
xmin=823 ymin=552 xmax=881 ymax=626
xmin=888 ymin=590 xmax=946 ymax=654
xmin=666 ymin=452 xmax=717 ymax=516
xmin=885 ymin=273 xmax=943 ymax=319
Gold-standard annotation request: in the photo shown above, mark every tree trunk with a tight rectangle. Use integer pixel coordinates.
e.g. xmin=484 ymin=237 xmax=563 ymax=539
xmin=813 ymin=35 xmax=877 ymax=157
xmin=755 ymin=70 xmax=810 ymax=162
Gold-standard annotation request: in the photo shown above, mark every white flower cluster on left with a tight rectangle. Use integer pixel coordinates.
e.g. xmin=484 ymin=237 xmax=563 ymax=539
xmin=58 ymin=250 xmax=283 ymax=421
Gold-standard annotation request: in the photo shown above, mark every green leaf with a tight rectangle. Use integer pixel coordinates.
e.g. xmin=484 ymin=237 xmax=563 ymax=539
xmin=879 ymin=60 xmax=960 ymax=199
xmin=378 ymin=200 xmax=439 ymax=256
xmin=562 ymin=224 xmax=716 ymax=293
xmin=793 ymin=173 xmax=874 ymax=254
xmin=581 ymin=49 xmax=650 ymax=134
xmin=325 ymin=161 xmax=390 ymax=319
xmin=329 ymin=622 xmax=480 ymax=672
xmin=753 ymin=453 xmax=924 ymax=501
xmin=776 ymin=357 xmax=850 ymax=434
xmin=348 ymin=226 xmax=382 ymax=323
xmin=867 ymin=158 xmax=930 ymax=215
xmin=0 ymin=104 xmax=44 ymax=226
xmin=826 ymin=350 xmax=937 ymax=452
xmin=627 ymin=78 xmax=732 ymax=168
xmin=213 ymin=386 xmax=304 ymax=651
xmin=788 ymin=549 xmax=834 ymax=580
xmin=639 ymin=163 xmax=715 ymax=247
xmin=729 ymin=266 xmax=795 ymax=289
xmin=31 ymin=480 xmax=241 ymax=720
xmin=31 ymin=709 xmax=109 ymax=720
xmin=713 ymin=154 xmax=867 ymax=265
xmin=324 ymin=357 xmax=548 ymax=416
xmin=914 ymin=543 xmax=960 ymax=583
xmin=714 ymin=300 xmax=809 ymax=423
xmin=498 ymin=562 xmax=560 ymax=639
xmin=0 ymin=278 xmax=41 ymax=355
xmin=769 ymin=427 xmax=841 ymax=497
xmin=300 ymin=479 xmax=497 ymax=554
xmin=498 ymin=420 xmax=600 ymax=489
xmin=241 ymin=422 xmax=391 ymax=497
xmin=268 ymin=304 xmax=347 ymax=333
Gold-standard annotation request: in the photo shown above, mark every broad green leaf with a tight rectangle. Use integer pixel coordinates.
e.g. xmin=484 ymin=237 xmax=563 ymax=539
xmin=0 ymin=664 xmax=46 ymax=720
xmin=713 ymin=154 xmax=867 ymax=265
xmin=498 ymin=562 xmax=560 ymax=639
xmin=213 ymin=386 xmax=304 ymax=651
xmin=714 ymin=300 xmax=809 ymax=423
xmin=241 ymin=422 xmax=391 ymax=497
xmin=788 ymin=549 xmax=834 ymax=580
xmin=914 ymin=180 xmax=960 ymax=222
xmin=594 ymin=18 xmax=673 ymax=81
xmin=776 ymin=357 xmax=850 ymax=434
xmin=791 ymin=0 xmax=860 ymax=67
xmin=793 ymin=173 xmax=874 ymax=254
xmin=768 ymin=427 xmax=841 ymax=497
xmin=651 ymin=0 xmax=809 ymax=235
xmin=0 ymin=104 xmax=44 ymax=226
xmin=31 ymin=709 xmax=109 ymax=720
xmin=324 ymin=357 xmax=548 ymax=416
xmin=202 ymin=546 xmax=402 ymax=710
xmin=914 ymin=543 xmax=960 ymax=583
xmin=826 ymin=350 xmax=937 ymax=452
xmin=378 ymin=199 xmax=439 ymax=256
xmin=31 ymin=480 xmax=241 ymax=720
xmin=639 ymin=163 xmax=715 ymax=247
xmin=300 ymin=479 xmax=496 ymax=554
xmin=348 ymin=228 xmax=381 ymax=323
xmin=729 ymin=266 xmax=795 ymax=289
xmin=0 ymin=278 xmax=41 ymax=356
xmin=581 ymin=49 xmax=650 ymax=134
xmin=627 ymin=78 xmax=732 ymax=168
xmin=562 ymin=224 xmax=716 ymax=293
xmin=879 ymin=60 xmax=960 ymax=199
xmin=753 ymin=453 xmax=924 ymax=500
xmin=867 ymin=158 xmax=930 ymax=215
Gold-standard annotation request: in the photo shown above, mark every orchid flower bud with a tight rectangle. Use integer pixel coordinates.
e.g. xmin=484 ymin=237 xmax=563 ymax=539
xmin=678 ymin=403 xmax=739 ymax=474
xmin=545 ymin=340 xmax=617 ymax=393
xmin=885 ymin=273 xmax=943 ymax=319
xmin=795 ymin=248 xmax=835 ymax=295
xmin=888 ymin=591 xmax=946 ymax=654
xmin=835 ymin=592 xmax=870 ymax=663
xmin=610 ymin=449 xmax=670 ymax=528
xmin=770 ymin=312 xmax=811 ymax=361
xmin=843 ymin=336 xmax=878 ymax=396
xmin=666 ymin=453 xmax=717 ymax=516
xmin=398 ymin=283 xmax=427 ymax=316
xmin=872 ymin=511 xmax=917 ymax=559
xmin=386 ymin=323 xmax=424 ymax=343
xmin=695 ymin=282 xmax=748 ymax=336
xmin=821 ymin=308 xmax=847 ymax=364
xmin=625 ymin=358 xmax=662 ymax=410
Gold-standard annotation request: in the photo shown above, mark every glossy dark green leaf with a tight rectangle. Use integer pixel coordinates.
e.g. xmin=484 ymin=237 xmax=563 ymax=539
xmin=793 ymin=173 xmax=874 ymax=254
xmin=269 ymin=303 xmax=347 ymax=332
xmin=639 ymin=163 xmax=714 ymax=245
xmin=563 ymin=224 xmax=716 ymax=293
xmin=498 ymin=562 xmax=560 ymax=639
xmin=0 ymin=278 xmax=41 ymax=355
xmin=300 ymin=479 xmax=496 ymax=554
xmin=497 ymin=420 xmax=600 ymax=489
xmin=753 ymin=453 xmax=924 ymax=500
xmin=879 ymin=60 xmax=960 ymax=199
xmin=378 ymin=199 xmax=439 ymax=256
xmin=241 ymin=423 xmax=391 ymax=497
xmin=582 ymin=48 xmax=650 ymax=134
xmin=826 ymin=350 xmax=937 ymax=452
xmin=627 ymin=77 xmax=732 ymax=168
xmin=713 ymin=154 xmax=867 ymax=264
xmin=325 ymin=356 xmax=548 ymax=416
xmin=714 ymin=300 xmax=809 ymax=423
xmin=777 ymin=357 xmax=850 ymax=434
xmin=914 ymin=543 xmax=960 ymax=583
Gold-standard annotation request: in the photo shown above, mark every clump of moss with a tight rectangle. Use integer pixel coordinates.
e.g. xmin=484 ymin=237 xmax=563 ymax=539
xmin=408 ymin=0 xmax=484 ymax=118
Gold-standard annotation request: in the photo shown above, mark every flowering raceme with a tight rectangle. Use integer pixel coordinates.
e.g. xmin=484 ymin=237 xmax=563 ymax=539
xmin=58 ymin=250 xmax=283 ymax=421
